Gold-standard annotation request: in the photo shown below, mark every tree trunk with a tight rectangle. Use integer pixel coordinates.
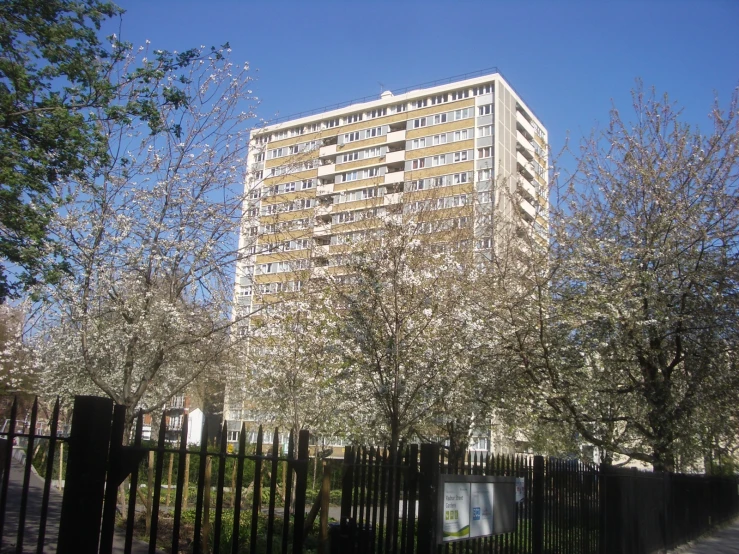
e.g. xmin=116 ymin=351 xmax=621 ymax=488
xmin=166 ymin=453 xmax=174 ymax=507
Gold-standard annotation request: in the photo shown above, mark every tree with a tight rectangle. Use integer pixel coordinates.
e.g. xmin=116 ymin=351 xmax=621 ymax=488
xmin=23 ymin=41 xmax=257 ymax=430
xmin=325 ymin=213 xmax=474 ymax=455
xmin=506 ymin=87 xmax=739 ymax=471
xmin=247 ymin=288 xmax=341 ymax=442
xmin=0 ymin=0 xmax=124 ymax=301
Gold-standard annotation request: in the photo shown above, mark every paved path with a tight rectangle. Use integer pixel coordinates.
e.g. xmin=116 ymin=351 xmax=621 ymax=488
xmin=668 ymin=516 xmax=739 ymax=553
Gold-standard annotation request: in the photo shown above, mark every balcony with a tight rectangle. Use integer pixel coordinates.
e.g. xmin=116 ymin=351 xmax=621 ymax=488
xmin=517 ymin=151 xmax=534 ymax=181
xmin=316 ymin=182 xmax=334 ymax=197
xmin=385 ymin=150 xmax=405 ymax=164
xmin=516 ymin=131 xmax=534 ymax=161
xmin=384 ymin=192 xmax=402 ymax=206
xmin=317 ymin=163 xmax=336 ymax=178
xmin=319 ymin=144 xmax=337 ymax=157
xmin=314 ymin=223 xmax=332 ymax=237
xmin=385 ymin=171 xmax=405 ymax=185
xmin=516 ymin=110 xmax=535 ymax=141
xmin=386 ymin=130 xmax=406 ymax=144
xmin=315 ymin=204 xmax=332 ymax=218
xmin=313 ymin=244 xmax=329 ymax=258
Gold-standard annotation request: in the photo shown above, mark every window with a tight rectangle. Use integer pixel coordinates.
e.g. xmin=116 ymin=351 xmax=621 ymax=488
xmin=301 ymin=179 xmax=314 ymax=190
xmin=325 ymin=118 xmax=340 ymax=128
xmin=453 ymin=151 xmax=468 ymax=162
xmin=365 ymin=167 xmax=380 ymax=178
xmin=473 ymin=84 xmax=492 ymax=96
xmin=255 ymin=135 xmax=268 ymax=145
xmin=478 ymin=104 xmax=492 ymax=116
xmin=414 ymin=99 xmax=427 ymax=108
xmin=453 ymin=108 xmax=471 ymax=120
xmin=346 ymin=113 xmax=363 ymax=123
xmin=290 ymin=127 xmax=304 ymax=137
xmin=478 ymin=169 xmax=492 ymax=181
xmin=431 ymin=94 xmax=447 ymax=105
xmin=413 ymin=118 xmax=426 ymax=129
xmin=478 ymin=125 xmax=493 ymax=137
xmin=453 ymin=129 xmax=469 ymax=141
xmin=453 ymin=172 xmax=469 ymax=184
xmin=309 ymin=123 xmax=320 ymax=132
xmin=272 ymin=130 xmax=288 ymax=141
xmin=433 ymin=113 xmax=447 ymax=124
xmin=412 ymin=158 xmax=426 ymax=169
xmin=253 ymin=170 xmax=263 ymax=180
xmin=369 ymin=107 xmax=387 ymax=119
xmin=366 ymin=146 xmax=382 ymax=157
xmin=288 ymin=145 xmax=300 ymax=155
xmin=254 ymin=152 xmax=265 ymax=162
xmin=366 ymin=126 xmax=382 ymax=138
xmin=344 ymin=131 xmax=360 ymax=143
xmin=342 ymin=151 xmax=359 ymax=163
xmin=250 ymin=188 xmax=261 ymax=199
xmin=432 ymin=134 xmax=447 ymax=145
xmin=393 ymin=103 xmax=407 ymax=113
xmin=432 ymin=155 xmax=446 ymax=167
xmin=478 ymin=147 xmax=492 ymax=158
xmin=451 ymin=89 xmax=469 ymax=100
xmin=412 ymin=137 xmax=426 ymax=149
xmin=284 ymin=182 xmax=296 ymax=193
xmin=344 ymin=171 xmax=359 ymax=182
xmin=247 ymin=207 xmax=258 ymax=217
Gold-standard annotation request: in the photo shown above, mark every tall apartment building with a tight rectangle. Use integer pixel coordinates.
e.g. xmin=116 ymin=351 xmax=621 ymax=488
xmin=227 ymin=71 xmax=548 ymax=447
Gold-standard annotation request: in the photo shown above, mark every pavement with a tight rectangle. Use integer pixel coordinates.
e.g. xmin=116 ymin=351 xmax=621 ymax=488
xmin=667 ymin=516 xmax=739 ymax=553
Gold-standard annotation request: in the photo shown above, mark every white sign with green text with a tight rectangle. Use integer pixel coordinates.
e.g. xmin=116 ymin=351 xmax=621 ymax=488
xmin=442 ymin=482 xmax=470 ymax=541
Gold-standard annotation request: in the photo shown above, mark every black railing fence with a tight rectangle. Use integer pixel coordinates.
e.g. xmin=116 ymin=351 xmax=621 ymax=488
xmin=0 ymin=394 xmax=738 ymax=554
xmin=0 ymin=396 xmax=310 ymax=554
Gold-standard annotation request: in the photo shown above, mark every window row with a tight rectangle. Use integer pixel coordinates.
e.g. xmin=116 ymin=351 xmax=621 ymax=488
xmin=261 ymin=238 xmax=311 ymax=253
xmin=340 ymin=146 xmax=383 ymax=163
xmin=405 ymin=193 xmax=469 ymax=213
xmin=260 ymin=218 xmax=312 ymax=235
xmin=343 ymin=125 xmax=384 ymax=144
xmin=411 ymin=107 xmax=473 ymax=129
xmin=333 ymin=186 xmax=384 ymax=204
xmin=341 ymin=167 xmax=381 ymax=182
xmin=267 ymin=159 xmax=317 ymax=178
xmin=260 ymin=197 xmax=315 ymax=216
xmin=257 ymin=258 xmax=310 ymax=275
xmin=332 ymin=208 xmax=378 ymax=225
xmin=268 ymin=140 xmax=319 ymax=160
xmin=415 ymin=216 xmax=470 ymax=234
xmin=406 ymin=171 xmax=472 ymax=191
xmin=261 ymin=179 xmax=315 ymax=198
xmin=410 ymin=84 xmax=492 ymax=109
xmin=409 ymin=149 xmax=478 ymax=170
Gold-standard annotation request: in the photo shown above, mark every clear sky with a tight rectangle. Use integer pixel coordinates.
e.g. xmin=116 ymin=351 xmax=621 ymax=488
xmin=106 ymin=0 xmax=738 ymax=174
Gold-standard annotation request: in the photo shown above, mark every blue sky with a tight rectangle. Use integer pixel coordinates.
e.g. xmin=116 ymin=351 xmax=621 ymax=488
xmin=107 ymin=0 xmax=738 ymax=173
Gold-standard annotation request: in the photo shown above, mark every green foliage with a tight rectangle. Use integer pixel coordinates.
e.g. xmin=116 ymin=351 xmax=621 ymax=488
xmin=0 ymin=0 xmax=121 ymax=300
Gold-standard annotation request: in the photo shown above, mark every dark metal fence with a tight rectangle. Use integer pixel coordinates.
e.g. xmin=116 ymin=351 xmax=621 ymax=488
xmin=339 ymin=445 xmax=737 ymax=554
xmin=1 ymin=394 xmax=738 ymax=554
xmin=600 ymin=465 xmax=739 ymax=554
xmin=0 ymin=395 xmax=309 ymax=554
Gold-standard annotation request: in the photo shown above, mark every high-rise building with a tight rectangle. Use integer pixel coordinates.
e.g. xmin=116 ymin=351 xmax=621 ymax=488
xmin=227 ymin=71 xmax=548 ymax=448
xmin=234 ymin=70 xmax=547 ymax=316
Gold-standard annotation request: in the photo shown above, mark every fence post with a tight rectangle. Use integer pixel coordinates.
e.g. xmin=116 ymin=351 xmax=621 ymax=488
xmin=293 ymin=429 xmax=310 ymax=554
xmin=57 ymin=395 xmax=114 ymax=554
xmin=532 ymin=455 xmax=544 ymax=554
xmin=417 ymin=443 xmax=440 ymax=554
xmin=341 ymin=446 xmax=355 ymax=520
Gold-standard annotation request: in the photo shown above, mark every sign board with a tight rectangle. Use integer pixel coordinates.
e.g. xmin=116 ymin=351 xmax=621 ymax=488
xmin=437 ymin=475 xmax=516 ymax=544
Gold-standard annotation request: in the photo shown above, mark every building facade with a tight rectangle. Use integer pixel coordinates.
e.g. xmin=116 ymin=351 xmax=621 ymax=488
xmin=227 ymin=71 xmax=548 ymax=450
